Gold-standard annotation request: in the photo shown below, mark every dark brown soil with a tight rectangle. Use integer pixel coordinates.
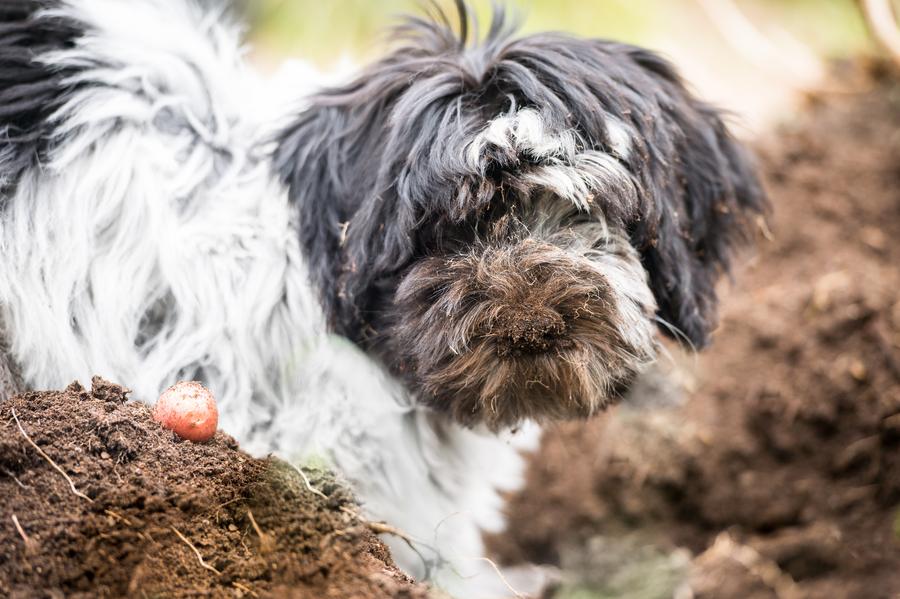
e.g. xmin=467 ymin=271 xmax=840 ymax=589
xmin=489 ymin=62 xmax=900 ymax=599
xmin=0 ymin=378 xmax=427 ymax=599
xmin=495 ymin=308 xmax=568 ymax=356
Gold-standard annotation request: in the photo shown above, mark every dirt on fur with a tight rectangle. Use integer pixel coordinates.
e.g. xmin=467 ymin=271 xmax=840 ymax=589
xmin=489 ymin=62 xmax=900 ymax=599
xmin=0 ymin=378 xmax=426 ymax=599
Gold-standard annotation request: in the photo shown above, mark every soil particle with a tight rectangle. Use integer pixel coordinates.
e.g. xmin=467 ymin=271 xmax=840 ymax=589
xmin=0 ymin=377 xmax=427 ymax=599
xmin=495 ymin=307 xmax=568 ymax=355
xmin=488 ymin=62 xmax=900 ymax=599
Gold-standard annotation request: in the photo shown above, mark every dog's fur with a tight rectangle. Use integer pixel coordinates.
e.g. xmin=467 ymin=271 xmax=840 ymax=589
xmin=0 ymin=1 xmax=765 ymax=596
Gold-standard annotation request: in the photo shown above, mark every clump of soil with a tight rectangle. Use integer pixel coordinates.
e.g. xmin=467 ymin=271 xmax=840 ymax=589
xmin=495 ymin=308 xmax=568 ymax=356
xmin=0 ymin=378 xmax=426 ymax=599
xmin=489 ymin=62 xmax=900 ymax=599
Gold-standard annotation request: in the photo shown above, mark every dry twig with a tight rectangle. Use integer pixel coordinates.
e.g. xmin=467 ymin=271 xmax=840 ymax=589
xmin=232 ymin=581 xmax=258 ymax=597
xmin=466 ymin=556 xmax=526 ymax=599
xmin=364 ymin=517 xmax=434 ymax=580
xmin=246 ymin=510 xmax=264 ymax=538
xmin=288 ymin=462 xmax=329 ymax=501
xmin=441 ymin=552 xmax=529 ymax=599
xmin=367 ymin=520 xmax=419 ymax=547
xmin=11 ymin=407 xmax=93 ymax=502
xmin=757 ymin=215 xmax=775 ymax=242
xmin=170 ymin=526 xmax=221 ymax=575
xmin=104 ymin=509 xmax=133 ymax=526
xmin=246 ymin=509 xmax=276 ymax=554
xmin=11 ymin=514 xmax=36 ymax=550
xmin=2 ymin=468 xmax=29 ymax=489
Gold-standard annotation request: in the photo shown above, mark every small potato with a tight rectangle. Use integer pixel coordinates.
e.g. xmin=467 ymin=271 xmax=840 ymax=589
xmin=154 ymin=381 xmax=218 ymax=442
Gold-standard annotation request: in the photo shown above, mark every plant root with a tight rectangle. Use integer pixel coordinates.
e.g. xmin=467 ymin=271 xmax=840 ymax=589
xmin=11 ymin=408 xmax=93 ymax=502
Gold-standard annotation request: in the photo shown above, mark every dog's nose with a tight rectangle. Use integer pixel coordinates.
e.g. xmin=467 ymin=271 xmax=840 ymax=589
xmin=492 ymin=307 xmax=567 ymax=355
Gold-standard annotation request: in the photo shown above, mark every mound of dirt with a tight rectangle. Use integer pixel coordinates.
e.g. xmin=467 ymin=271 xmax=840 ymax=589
xmin=0 ymin=378 xmax=426 ymax=599
xmin=490 ymin=62 xmax=900 ymax=599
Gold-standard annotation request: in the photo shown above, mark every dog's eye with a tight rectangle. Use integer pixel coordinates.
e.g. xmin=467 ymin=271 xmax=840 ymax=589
xmin=483 ymin=161 xmax=504 ymax=181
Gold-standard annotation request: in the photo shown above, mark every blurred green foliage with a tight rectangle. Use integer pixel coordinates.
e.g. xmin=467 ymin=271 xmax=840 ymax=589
xmin=245 ymin=0 xmax=871 ymax=65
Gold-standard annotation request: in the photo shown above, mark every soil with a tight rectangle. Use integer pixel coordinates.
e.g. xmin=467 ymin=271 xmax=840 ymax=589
xmin=489 ymin=62 xmax=900 ymax=599
xmin=495 ymin=308 xmax=568 ymax=356
xmin=0 ymin=378 xmax=427 ymax=599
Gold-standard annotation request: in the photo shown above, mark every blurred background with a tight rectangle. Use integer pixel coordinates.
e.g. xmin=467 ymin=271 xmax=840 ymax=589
xmin=243 ymin=0 xmax=874 ymax=132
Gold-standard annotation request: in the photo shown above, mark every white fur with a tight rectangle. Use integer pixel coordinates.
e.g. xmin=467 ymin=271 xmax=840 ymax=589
xmin=0 ymin=2 xmax=539 ymax=597
xmin=523 ymin=150 xmax=638 ymax=211
xmin=467 ymin=108 xmax=577 ymax=166
xmin=604 ymin=116 xmax=633 ymax=159
xmin=467 ymin=108 xmax=638 ymax=211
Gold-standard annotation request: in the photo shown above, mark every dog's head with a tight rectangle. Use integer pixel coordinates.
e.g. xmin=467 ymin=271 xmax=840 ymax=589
xmin=276 ymin=3 xmax=766 ymax=430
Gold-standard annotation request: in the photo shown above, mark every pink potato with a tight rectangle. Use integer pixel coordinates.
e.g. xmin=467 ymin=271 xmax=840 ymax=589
xmin=154 ymin=381 xmax=218 ymax=442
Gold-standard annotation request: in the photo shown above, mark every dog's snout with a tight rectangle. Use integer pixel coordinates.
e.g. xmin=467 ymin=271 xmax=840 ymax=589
xmin=493 ymin=306 xmax=567 ymax=355
xmin=392 ymin=230 xmax=659 ymax=429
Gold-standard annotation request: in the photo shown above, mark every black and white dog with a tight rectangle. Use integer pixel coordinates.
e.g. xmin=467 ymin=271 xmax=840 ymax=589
xmin=0 ymin=0 xmax=765 ymax=596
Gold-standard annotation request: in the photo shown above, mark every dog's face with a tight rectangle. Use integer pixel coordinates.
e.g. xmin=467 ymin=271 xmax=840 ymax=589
xmin=276 ymin=5 xmax=765 ymax=430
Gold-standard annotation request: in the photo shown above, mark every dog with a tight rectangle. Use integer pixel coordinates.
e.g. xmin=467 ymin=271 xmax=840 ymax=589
xmin=0 ymin=1 xmax=765 ymax=596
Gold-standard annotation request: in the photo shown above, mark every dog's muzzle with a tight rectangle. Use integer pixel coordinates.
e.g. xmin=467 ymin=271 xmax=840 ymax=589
xmin=389 ymin=234 xmax=658 ymax=430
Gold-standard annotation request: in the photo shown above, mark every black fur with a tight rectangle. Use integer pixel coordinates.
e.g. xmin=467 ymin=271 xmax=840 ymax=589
xmin=0 ymin=0 xmax=84 ymax=202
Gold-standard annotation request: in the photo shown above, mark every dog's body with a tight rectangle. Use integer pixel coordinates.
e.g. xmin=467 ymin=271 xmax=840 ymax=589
xmin=0 ymin=1 xmax=765 ymax=597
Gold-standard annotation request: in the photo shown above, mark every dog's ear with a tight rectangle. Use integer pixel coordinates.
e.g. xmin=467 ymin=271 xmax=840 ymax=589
xmin=274 ymin=7 xmax=471 ymax=340
xmin=274 ymin=3 xmax=492 ymax=341
xmin=274 ymin=87 xmax=409 ymax=339
xmin=274 ymin=104 xmax=350 ymax=327
xmin=0 ymin=1 xmax=83 ymax=201
xmin=625 ymin=47 xmax=767 ymax=349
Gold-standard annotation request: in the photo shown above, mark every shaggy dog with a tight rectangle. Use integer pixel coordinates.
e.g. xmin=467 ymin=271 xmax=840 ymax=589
xmin=0 ymin=0 xmax=765 ymax=596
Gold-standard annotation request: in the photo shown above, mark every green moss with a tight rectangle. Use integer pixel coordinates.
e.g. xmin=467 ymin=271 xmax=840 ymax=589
xmin=548 ymin=534 xmax=690 ymax=599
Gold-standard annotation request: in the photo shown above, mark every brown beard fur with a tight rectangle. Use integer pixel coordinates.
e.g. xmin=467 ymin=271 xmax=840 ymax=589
xmin=389 ymin=238 xmax=656 ymax=430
